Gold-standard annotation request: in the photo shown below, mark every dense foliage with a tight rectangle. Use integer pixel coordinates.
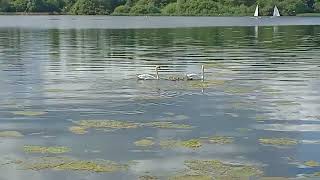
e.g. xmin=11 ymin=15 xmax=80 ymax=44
xmin=0 ymin=0 xmax=320 ymax=15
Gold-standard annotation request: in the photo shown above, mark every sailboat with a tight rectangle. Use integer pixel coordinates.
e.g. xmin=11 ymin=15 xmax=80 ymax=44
xmin=273 ymin=5 xmax=280 ymax=17
xmin=254 ymin=5 xmax=259 ymax=17
xmin=252 ymin=5 xmax=261 ymax=19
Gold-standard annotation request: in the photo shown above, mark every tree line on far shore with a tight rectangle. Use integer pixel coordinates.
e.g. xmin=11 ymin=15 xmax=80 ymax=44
xmin=0 ymin=0 xmax=319 ymax=16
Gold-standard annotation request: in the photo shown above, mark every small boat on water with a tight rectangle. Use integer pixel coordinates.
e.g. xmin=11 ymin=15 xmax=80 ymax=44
xmin=254 ymin=5 xmax=259 ymax=17
xmin=273 ymin=5 xmax=281 ymax=17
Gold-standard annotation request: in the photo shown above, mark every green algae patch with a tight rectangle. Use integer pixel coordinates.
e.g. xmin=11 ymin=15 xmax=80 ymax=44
xmin=144 ymin=122 xmax=193 ymax=129
xmin=168 ymin=175 xmax=212 ymax=180
xmin=304 ymin=160 xmax=319 ymax=167
xmin=24 ymin=145 xmax=71 ymax=154
xmin=134 ymin=139 xmax=155 ymax=147
xmin=189 ymin=81 xmax=209 ymax=89
xmin=21 ymin=157 xmax=127 ymax=173
xmin=183 ymin=160 xmax=263 ymax=179
xmin=259 ymin=138 xmax=298 ymax=146
xmin=69 ymin=126 xmax=88 ymax=135
xmin=302 ymin=171 xmax=320 ymax=178
xmin=224 ymin=86 xmax=254 ymax=94
xmin=208 ymin=136 xmax=234 ymax=144
xmin=12 ymin=111 xmax=47 ymax=116
xmin=0 ymin=131 xmax=23 ymax=137
xmin=139 ymin=175 xmax=159 ymax=180
xmin=259 ymin=177 xmax=290 ymax=180
xmin=159 ymin=140 xmax=180 ymax=148
xmin=76 ymin=120 xmax=139 ymax=129
xmin=159 ymin=139 xmax=202 ymax=149
xmin=236 ymin=128 xmax=252 ymax=133
xmin=255 ymin=114 xmax=269 ymax=122
xmin=180 ymin=139 xmax=202 ymax=149
xmin=312 ymin=172 xmax=320 ymax=176
xmin=45 ymin=88 xmax=64 ymax=92
xmin=189 ymin=80 xmax=225 ymax=89
xmin=157 ymin=115 xmax=189 ymax=121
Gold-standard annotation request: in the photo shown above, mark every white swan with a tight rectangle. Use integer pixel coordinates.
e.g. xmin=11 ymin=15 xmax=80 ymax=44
xmin=186 ymin=65 xmax=204 ymax=81
xmin=137 ymin=65 xmax=160 ymax=80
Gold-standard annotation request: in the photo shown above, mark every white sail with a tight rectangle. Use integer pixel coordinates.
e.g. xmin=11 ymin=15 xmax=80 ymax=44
xmin=254 ymin=5 xmax=259 ymax=17
xmin=273 ymin=6 xmax=280 ymax=16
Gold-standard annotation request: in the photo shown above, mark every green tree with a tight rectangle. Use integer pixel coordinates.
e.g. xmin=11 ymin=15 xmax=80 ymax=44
xmin=0 ymin=0 xmax=11 ymax=11
xmin=70 ymin=0 xmax=108 ymax=14
xmin=113 ymin=4 xmax=130 ymax=14
xmin=161 ymin=2 xmax=177 ymax=15
xmin=129 ymin=4 xmax=160 ymax=14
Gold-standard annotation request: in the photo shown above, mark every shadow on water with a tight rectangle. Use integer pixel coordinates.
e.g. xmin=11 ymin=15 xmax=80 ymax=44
xmin=0 ymin=22 xmax=320 ymax=179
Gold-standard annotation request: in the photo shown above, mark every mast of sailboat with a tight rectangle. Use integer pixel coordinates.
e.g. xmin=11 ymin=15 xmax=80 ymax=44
xmin=273 ymin=5 xmax=280 ymax=16
xmin=254 ymin=5 xmax=259 ymax=17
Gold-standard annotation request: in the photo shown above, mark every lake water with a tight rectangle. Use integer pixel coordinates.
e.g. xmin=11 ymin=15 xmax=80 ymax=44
xmin=0 ymin=16 xmax=320 ymax=180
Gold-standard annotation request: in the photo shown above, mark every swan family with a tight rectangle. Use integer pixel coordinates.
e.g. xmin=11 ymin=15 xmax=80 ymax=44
xmin=137 ymin=65 xmax=205 ymax=81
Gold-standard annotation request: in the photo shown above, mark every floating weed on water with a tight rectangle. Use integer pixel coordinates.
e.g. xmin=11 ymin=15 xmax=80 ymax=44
xmin=312 ymin=172 xmax=320 ymax=176
xmin=69 ymin=126 xmax=88 ymax=135
xmin=256 ymin=114 xmax=269 ymax=121
xmin=132 ymin=95 xmax=169 ymax=102
xmin=300 ymin=172 xmax=320 ymax=178
xmin=236 ymin=128 xmax=252 ymax=133
xmin=189 ymin=82 xmax=209 ymax=88
xmin=158 ymin=115 xmax=189 ymax=121
xmin=224 ymin=86 xmax=254 ymax=94
xmin=273 ymin=100 xmax=300 ymax=106
xmin=134 ymin=139 xmax=155 ymax=147
xmin=159 ymin=139 xmax=202 ymax=149
xmin=180 ymin=139 xmax=202 ymax=149
xmin=231 ymin=101 xmax=258 ymax=111
xmin=12 ymin=111 xmax=47 ymax=116
xmin=183 ymin=160 xmax=263 ymax=179
xmin=144 ymin=122 xmax=193 ymax=129
xmin=0 ymin=131 xmax=23 ymax=137
xmin=208 ymin=136 xmax=234 ymax=144
xmin=76 ymin=120 xmax=139 ymax=129
xmin=188 ymin=80 xmax=225 ymax=89
xmin=163 ymin=112 xmax=175 ymax=116
xmin=303 ymin=160 xmax=319 ymax=167
xmin=21 ymin=157 xmax=127 ymax=173
xmin=259 ymin=138 xmax=298 ymax=146
xmin=23 ymin=145 xmax=71 ymax=154
xmin=168 ymin=175 xmax=212 ymax=180
xmin=258 ymin=177 xmax=290 ymax=180
xmin=159 ymin=140 xmax=180 ymax=148
xmin=45 ymin=89 xmax=64 ymax=93
xmin=139 ymin=175 xmax=159 ymax=180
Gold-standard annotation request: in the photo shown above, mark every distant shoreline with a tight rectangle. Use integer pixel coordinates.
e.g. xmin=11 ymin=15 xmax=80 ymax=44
xmin=2 ymin=12 xmax=320 ymax=17
xmin=0 ymin=12 xmax=64 ymax=15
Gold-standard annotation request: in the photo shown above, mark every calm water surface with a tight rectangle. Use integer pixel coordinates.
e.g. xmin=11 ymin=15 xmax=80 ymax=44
xmin=0 ymin=16 xmax=320 ymax=179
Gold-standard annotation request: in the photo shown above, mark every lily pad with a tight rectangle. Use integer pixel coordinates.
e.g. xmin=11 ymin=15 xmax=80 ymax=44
xmin=304 ymin=160 xmax=319 ymax=167
xmin=12 ymin=111 xmax=47 ymax=116
xmin=208 ymin=136 xmax=234 ymax=144
xmin=23 ymin=145 xmax=71 ymax=154
xmin=134 ymin=139 xmax=155 ymax=147
xmin=0 ymin=131 xmax=23 ymax=137
xmin=259 ymin=138 xmax=298 ymax=146
xmin=69 ymin=126 xmax=88 ymax=135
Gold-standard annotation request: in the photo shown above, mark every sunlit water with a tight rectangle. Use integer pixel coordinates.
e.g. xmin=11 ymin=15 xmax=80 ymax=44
xmin=0 ymin=16 xmax=320 ymax=179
